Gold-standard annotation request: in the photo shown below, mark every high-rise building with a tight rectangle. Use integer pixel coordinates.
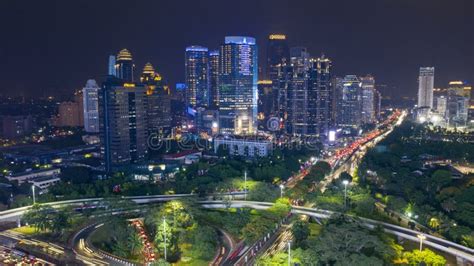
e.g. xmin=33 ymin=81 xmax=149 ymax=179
xmin=266 ymin=34 xmax=289 ymax=81
xmin=83 ymin=79 xmax=100 ymax=133
xmin=99 ymin=77 xmax=148 ymax=172
xmin=54 ymin=101 xmax=82 ymax=127
xmin=116 ymin=49 xmax=135 ymax=82
xmin=447 ymin=81 xmax=469 ymax=128
xmin=185 ymin=46 xmax=209 ymax=108
xmin=436 ymin=96 xmax=447 ymax=115
xmin=171 ymin=83 xmax=187 ymax=128
xmin=336 ymin=75 xmax=362 ymax=128
xmin=374 ymin=89 xmax=382 ymax=120
xmin=108 ymin=55 xmax=116 ymax=76
xmin=308 ymin=55 xmax=332 ymax=136
xmin=448 ymin=81 xmax=471 ymax=99
xmin=359 ymin=75 xmax=376 ymax=124
xmin=284 ymin=47 xmax=310 ymax=135
xmin=140 ymin=63 xmax=171 ymax=133
xmin=218 ymin=36 xmax=258 ymax=135
xmin=53 ymin=88 xmax=84 ymax=128
xmin=209 ymin=50 xmax=220 ymax=108
xmin=0 ymin=115 xmax=34 ymax=139
xmin=417 ymin=67 xmax=435 ymax=109
xmin=195 ymin=107 xmax=219 ymax=136
xmin=257 ymin=80 xmax=274 ymax=130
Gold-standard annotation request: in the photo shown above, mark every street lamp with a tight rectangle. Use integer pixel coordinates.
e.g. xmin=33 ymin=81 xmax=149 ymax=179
xmin=279 ymin=184 xmax=284 ymax=198
xmin=417 ymin=234 xmax=426 ymax=251
xmin=342 ymin=180 xmax=349 ymax=208
xmin=287 ymin=241 xmax=291 ymax=266
xmin=244 ymin=171 xmax=247 ymax=201
xmin=163 ymin=217 xmax=167 ymax=261
xmin=31 ymin=185 xmax=36 ymax=205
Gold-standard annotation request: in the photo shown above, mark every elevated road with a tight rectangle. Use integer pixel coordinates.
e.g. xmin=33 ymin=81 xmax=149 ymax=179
xmin=1 ymin=198 xmax=472 ymax=263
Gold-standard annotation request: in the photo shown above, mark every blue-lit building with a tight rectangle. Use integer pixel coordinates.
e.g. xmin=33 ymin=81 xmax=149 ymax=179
xmin=336 ymin=75 xmax=362 ymax=128
xmin=185 ymin=46 xmax=209 ymax=108
xmin=209 ymin=50 xmax=220 ymax=108
xmin=308 ymin=55 xmax=333 ymax=136
xmin=218 ymin=36 xmax=258 ymax=135
xmin=108 ymin=55 xmax=116 ymax=76
xmin=282 ymin=47 xmax=310 ymax=135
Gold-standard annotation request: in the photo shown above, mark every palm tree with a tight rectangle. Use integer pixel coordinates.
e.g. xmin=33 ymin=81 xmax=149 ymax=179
xmin=441 ymin=198 xmax=456 ymax=213
xmin=127 ymin=231 xmax=144 ymax=256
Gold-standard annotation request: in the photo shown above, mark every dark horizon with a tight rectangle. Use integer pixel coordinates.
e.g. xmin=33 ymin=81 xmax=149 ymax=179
xmin=1 ymin=0 xmax=473 ymax=99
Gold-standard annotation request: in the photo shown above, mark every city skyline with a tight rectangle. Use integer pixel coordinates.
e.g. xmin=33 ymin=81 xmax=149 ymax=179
xmin=1 ymin=0 xmax=473 ymax=98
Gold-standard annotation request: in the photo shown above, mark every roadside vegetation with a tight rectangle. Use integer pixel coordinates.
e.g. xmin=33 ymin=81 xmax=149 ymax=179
xmin=358 ymin=121 xmax=474 ymax=247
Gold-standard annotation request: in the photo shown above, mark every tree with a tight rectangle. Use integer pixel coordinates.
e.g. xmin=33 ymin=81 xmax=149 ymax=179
xmin=183 ymin=224 xmax=217 ymax=261
xmin=216 ymin=144 xmax=229 ymax=157
xmin=150 ymin=259 xmax=171 ymax=266
xmin=428 ymin=217 xmax=440 ymax=229
xmin=441 ymin=198 xmax=456 ymax=213
xmin=303 ymin=215 xmax=395 ymax=265
xmin=257 ymin=249 xmax=303 ymax=265
xmin=314 ymin=161 xmax=331 ymax=176
xmin=22 ymin=204 xmax=53 ymax=232
xmin=127 ymin=230 xmax=144 ymax=257
xmin=22 ymin=204 xmax=71 ymax=235
xmin=430 ymin=170 xmax=452 ymax=192
xmin=247 ymin=183 xmax=279 ymax=202
xmin=402 ymin=249 xmax=446 ymax=265
xmin=241 ymin=217 xmax=272 ymax=244
xmin=154 ymin=217 xmax=175 ymax=259
xmin=339 ymin=172 xmax=353 ymax=183
xmin=267 ymin=198 xmax=291 ymax=218
xmin=353 ymin=194 xmax=376 ymax=216
xmin=292 ymin=220 xmax=310 ymax=248
xmin=49 ymin=208 xmax=71 ymax=235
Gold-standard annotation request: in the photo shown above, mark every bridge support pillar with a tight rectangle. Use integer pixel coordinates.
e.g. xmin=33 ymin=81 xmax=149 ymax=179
xmin=16 ymin=217 xmax=21 ymax=228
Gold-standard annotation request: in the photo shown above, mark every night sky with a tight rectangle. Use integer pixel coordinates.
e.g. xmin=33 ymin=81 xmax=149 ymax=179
xmin=1 ymin=0 xmax=473 ymax=98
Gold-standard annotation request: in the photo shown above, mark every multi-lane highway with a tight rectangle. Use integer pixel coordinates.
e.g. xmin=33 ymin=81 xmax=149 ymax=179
xmin=285 ymin=110 xmax=405 ymax=190
xmin=0 ymin=197 xmax=473 ymax=264
xmin=201 ymin=201 xmax=474 ymax=264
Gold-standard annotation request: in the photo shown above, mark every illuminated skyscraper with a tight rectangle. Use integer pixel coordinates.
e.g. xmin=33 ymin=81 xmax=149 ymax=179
xmin=447 ymin=81 xmax=470 ymax=127
xmin=82 ymin=79 xmax=100 ymax=133
xmin=285 ymin=47 xmax=310 ymax=135
xmin=218 ymin=36 xmax=258 ymax=135
xmin=447 ymin=81 xmax=471 ymax=99
xmin=336 ymin=75 xmax=362 ymax=128
xmin=374 ymin=89 xmax=382 ymax=120
xmin=115 ymin=49 xmax=135 ymax=82
xmin=99 ymin=77 xmax=148 ymax=172
xmin=359 ymin=75 xmax=376 ymax=124
xmin=108 ymin=55 xmax=116 ymax=76
xmin=140 ymin=63 xmax=171 ymax=133
xmin=257 ymin=80 xmax=274 ymax=130
xmin=266 ymin=34 xmax=289 ymax=80
xmin=417 ymin=67 xmax=434 ymax=109
xmin=308 ymin=55 xmax=333 ymax=136
xmin=209 ymin=50 xmax=220 ymax=108
xmin=185 ymin=46 xmax=209 ymax=108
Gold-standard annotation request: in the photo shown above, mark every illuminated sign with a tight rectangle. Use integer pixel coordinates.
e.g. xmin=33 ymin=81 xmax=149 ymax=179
xmin=123 ymin=83 xmax=135 ymax=88
xmin=269 ymin=34 xmax=286 ymax=40
xmin=258 ymin=80 xmax=273 ymax=85
xmin=328 ymin=130 xmax=336 ymax=142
